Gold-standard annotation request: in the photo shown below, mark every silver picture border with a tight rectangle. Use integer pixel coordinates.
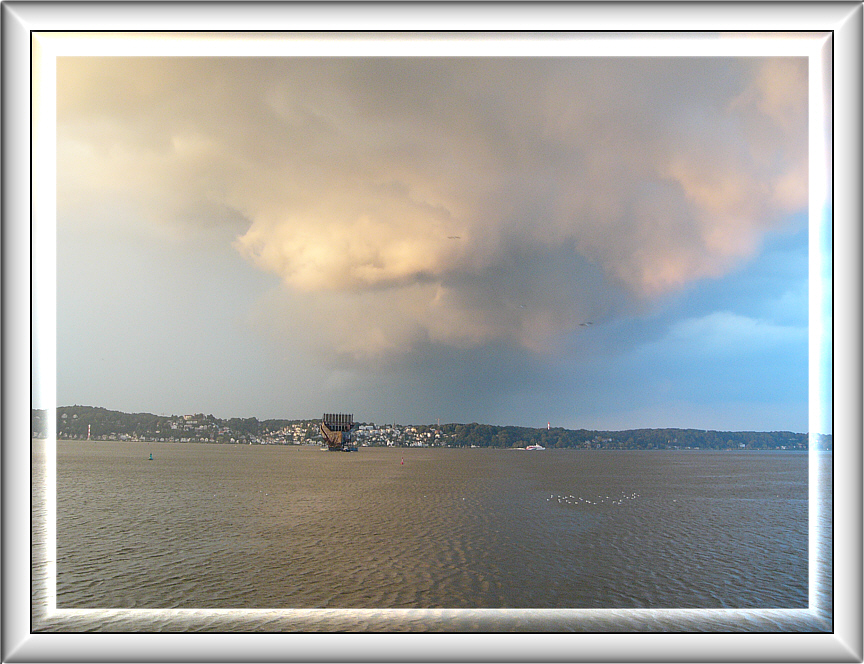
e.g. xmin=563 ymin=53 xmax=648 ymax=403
xmin=5 ymin=1 xmax=860 ymax=661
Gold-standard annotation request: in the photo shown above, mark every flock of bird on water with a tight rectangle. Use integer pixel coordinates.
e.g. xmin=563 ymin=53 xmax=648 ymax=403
xmin=548 ymin=491 xmax=640 ymax=507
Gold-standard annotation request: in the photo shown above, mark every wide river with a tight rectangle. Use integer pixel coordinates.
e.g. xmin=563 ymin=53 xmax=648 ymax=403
xmin=33 ymin=440 xmax=832 ymax=632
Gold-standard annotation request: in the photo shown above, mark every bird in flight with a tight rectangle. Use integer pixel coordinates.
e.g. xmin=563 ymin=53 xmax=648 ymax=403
xmin=447 ymin=235 xmax=461 ymax=239
xmin=579 ymin=322 xmax=593 ymax=327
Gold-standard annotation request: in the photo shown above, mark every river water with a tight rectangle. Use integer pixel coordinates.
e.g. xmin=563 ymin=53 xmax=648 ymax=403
xmin=32 ymin=440 xmax=832 ymax=632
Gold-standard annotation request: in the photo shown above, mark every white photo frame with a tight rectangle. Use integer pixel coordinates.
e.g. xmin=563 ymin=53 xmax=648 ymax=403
xmin=6 ymin=2 xmax=859 ymax=661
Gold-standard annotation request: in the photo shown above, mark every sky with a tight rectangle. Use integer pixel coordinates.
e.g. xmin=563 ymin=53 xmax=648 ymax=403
xmin=53 ymin=55 xmax=818 ymax=432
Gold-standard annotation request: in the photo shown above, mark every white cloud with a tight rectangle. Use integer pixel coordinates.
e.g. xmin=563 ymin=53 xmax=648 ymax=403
xmin=57 ymin=56 xmax=808 ymax=362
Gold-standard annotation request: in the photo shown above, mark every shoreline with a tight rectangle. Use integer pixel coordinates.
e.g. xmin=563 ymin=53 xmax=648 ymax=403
xmin=43 ymin=438 xmax=818 ymax=452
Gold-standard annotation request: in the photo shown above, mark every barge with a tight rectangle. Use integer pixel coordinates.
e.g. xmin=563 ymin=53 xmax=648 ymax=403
xmin=320 ymin=413 xmax=358 ymax=452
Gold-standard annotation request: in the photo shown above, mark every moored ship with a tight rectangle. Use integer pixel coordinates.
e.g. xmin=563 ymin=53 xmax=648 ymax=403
xmin=320 ymin=413 xmax=358 ymax=452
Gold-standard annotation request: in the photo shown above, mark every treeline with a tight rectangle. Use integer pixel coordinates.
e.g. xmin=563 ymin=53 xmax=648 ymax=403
xmin=430 ymin=423 xmax=819 ymax=450
xmin=51 ymin=406 xmax=207 ymax=438
xmin=36 ymin=405 xmax=312 ymax=442
xmin=34 ymin=406 xmax=831 ymax=450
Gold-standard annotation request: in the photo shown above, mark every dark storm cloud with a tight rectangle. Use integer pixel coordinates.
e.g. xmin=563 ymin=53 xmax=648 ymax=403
xmin=56 ymin=54 xmax=810 ymax=427
xmin=58 ymin=57 xmax=807 ymax=348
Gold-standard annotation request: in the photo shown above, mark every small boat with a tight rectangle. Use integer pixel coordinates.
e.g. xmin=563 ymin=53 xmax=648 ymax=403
xmin=525 ymin=444 xmax=545 ymax=451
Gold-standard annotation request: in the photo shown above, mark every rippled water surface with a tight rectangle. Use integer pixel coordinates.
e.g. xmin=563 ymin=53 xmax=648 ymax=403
xmin=34 ymin=441 xmax=832 ymax=631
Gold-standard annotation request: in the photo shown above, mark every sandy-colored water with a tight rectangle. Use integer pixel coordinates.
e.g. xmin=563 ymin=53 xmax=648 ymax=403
xmin=33 ymin=441 xmax=831 ymax=632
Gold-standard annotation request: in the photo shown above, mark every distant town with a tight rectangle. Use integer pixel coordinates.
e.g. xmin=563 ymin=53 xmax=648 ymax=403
xmin=31 ymin=406 xmax=831 ymax=451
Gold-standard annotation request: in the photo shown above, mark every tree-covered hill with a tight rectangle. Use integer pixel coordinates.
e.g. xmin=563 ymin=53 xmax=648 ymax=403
xmin=37 ymin=405 xmax=314 ymax=444
xmin=434 ymin=422 xmax=819 ymax=450
xmin=31 ymin=406 xmax=830 ymax=450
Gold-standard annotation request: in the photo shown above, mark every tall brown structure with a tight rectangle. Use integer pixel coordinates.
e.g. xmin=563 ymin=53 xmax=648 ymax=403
xmin=320 ymin=413 xmax=357 ymax=452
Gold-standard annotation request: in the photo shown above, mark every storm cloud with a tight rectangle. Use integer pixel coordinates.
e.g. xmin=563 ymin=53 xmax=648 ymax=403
xmin=58 ymin=57 xmax=806 ymax=357
xmin=56 ymin=55 xmax=810 ymax=429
